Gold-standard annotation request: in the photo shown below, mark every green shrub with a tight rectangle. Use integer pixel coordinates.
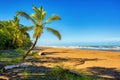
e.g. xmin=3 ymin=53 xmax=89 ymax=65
xmin=47 ymin=66 xmax=88 ymax=80
xmin=14 ymin=48 xmax=27 ymax=54
xmin=0 ymin=52 xmax=23 ymax=64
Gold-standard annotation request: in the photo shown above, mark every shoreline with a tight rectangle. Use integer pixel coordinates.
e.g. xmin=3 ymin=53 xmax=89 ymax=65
xmin=36 ymin=46 xmax=120 ymax=52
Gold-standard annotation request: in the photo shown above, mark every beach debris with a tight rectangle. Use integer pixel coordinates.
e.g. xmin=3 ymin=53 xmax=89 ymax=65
xmin=38 ymin=52 xmax=46 ymax=55
xmin=3 ymin=63 xmax=29 ymax=70
xmin=4 ymin=65 xmax=19 ymax=70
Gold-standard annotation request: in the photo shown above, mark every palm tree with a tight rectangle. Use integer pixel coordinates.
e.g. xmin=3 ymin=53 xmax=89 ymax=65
xmin=16 ymin=5 xmax=61 ymax=60
xmin=0 ymin=17 xmax=32 ymax=48
xmin=9 ymin=16 xmax=33 ymax=48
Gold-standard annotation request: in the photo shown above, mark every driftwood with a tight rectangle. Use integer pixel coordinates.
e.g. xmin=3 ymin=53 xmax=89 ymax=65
xmin=0 ymin=64 xmax=19 ymax=72
xmin=0 ymin=63 xmax=28 ymax=72
xmin=40 ymin=52 xmax=46 ymax=55
xmin=38 ymin=52 xmax=47 ymax=55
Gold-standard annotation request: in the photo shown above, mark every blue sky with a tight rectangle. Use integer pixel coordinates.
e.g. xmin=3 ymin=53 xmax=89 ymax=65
xmin=0 ymin=0 xmax=120 ymax=46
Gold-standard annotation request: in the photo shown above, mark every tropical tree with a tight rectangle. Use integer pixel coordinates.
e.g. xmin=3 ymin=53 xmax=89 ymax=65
xmin=9 ymin=16 xmax=33 ymax=48
xmin=0 ymin=17 xmax=32 ymax=49
xmin=16 ymin=5 xmax=61 ymax=60
xmin=0 ymin=20 xmax=15 ymax=49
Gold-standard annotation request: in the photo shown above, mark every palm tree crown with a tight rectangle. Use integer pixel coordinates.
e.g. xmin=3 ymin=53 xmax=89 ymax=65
xmin=16 ymin=6 xmax=61 ymax=40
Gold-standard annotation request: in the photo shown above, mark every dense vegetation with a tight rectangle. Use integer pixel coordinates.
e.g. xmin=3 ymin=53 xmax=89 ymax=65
xmin=0 ymin=16 xmax=32 ymax=49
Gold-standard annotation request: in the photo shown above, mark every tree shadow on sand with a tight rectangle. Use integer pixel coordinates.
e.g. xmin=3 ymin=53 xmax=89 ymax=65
xmin=27 ymin=56 xmax=103 ymax=66
xmin=0 ymin=55 xmax=104 ymax=80
xmin=0 ymin=65 xmax=52 ymax=80
xmin=86 ymin=67 xmax=120 ymax=80
xmin=40 ymin=51 xmax=68 ymax=55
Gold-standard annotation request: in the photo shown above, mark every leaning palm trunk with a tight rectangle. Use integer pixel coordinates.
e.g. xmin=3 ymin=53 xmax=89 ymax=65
xmin=23 ymin=35 xmax=39 ymax=60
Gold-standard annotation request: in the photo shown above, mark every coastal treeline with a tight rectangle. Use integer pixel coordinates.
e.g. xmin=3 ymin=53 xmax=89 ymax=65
xmin=0 ymin=16 xmax=32 ymax=49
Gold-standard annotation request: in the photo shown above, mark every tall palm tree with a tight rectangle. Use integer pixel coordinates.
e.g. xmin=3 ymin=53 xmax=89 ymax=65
xmin=16 ymin=5 xmax=61 ymax=60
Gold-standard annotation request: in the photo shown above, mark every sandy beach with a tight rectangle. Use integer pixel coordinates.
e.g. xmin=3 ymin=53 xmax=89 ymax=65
xmin=41 ymin=47 xmax=120 ymax=68
xmin=1 ymin=1 xmax=120 ymax=80
xmin=1 ymin=47 xmax=120 ymax=80
xmin=38 ymin=47 xmax=120 ymax=79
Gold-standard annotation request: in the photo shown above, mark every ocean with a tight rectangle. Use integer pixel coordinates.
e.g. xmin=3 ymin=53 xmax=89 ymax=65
xmin=40 ymin=41 xmax=120 ymax=51
xmin=51 ymin=45 xmax=120 ymax=51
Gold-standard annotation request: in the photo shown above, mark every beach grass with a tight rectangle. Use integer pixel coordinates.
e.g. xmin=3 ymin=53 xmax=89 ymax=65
xmin=47 ymin=66 xmax=89 ymax=80
xmin=19 ymin=66 xmax=103 ymax=80
xmin=0 ymin=48 xmax=27 ymax=64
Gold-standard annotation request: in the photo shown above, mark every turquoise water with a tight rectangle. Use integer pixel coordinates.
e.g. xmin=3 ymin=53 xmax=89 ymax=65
xmin=39 ymin=41 xmax=120 ymax=51
xmin=40 ymin=41 xmax=120 ymax=46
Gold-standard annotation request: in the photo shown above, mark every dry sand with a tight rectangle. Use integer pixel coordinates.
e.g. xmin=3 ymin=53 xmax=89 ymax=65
xmin=38 ymin=47 xmax=120 ymax=79
xmin=41 ymin=47 xmax=120 ymax=69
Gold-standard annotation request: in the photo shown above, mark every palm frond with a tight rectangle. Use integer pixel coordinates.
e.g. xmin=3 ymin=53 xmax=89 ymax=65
xmin=32 ymin=5 xmax=42 ymax=15
xmin=45 ymin=15 xmax=61 ymax=23
xmin=12 ymin=16 xmax=20 ymax=28
xmin=16 ymin=11 xmax=36 ymax=24
xmin=46 ymin=27 xmax=61 ymax=40
xmin=32 ymin=6 xmax=46 ymax=22
xmin=41 ymin=11 xmax=46 ymax=21
xmin=19 ymin=26 xmax=33 ymax=33
xmin=32 ymin=6 xmax=42 ymax=21
xmin=30 ymin=13 xmax=41 ymax=23
xmin=14 ymin=16 xmax=20 ymax=23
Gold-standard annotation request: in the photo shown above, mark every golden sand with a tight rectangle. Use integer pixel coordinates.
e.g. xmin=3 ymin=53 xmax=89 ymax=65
xmin=38 ymin=47 xmax=120 ymax=79
xmin=41 ymin=47 xmax=120 ymax=69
